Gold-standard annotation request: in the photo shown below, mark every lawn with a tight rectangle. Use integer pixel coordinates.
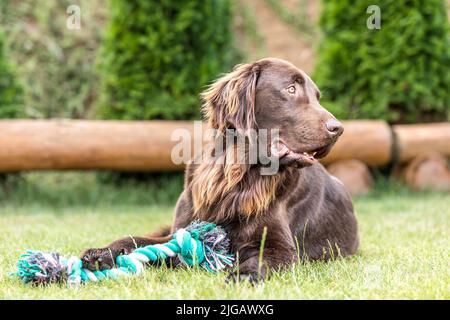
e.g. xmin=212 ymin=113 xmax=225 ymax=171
xmin=0 ymin=173 xmax=449 ymax=299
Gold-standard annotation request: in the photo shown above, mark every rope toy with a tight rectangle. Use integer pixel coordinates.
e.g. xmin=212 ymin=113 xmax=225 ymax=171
xmin=12 ymin=220 xmax=234 ymax=286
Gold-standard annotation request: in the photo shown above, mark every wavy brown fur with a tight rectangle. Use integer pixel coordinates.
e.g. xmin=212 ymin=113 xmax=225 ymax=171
xmin=201 ymin=63 xmax=260 ymax=133
xmin=191 ymin=62 xmax=282 ymax=220
xmin=189 ymin=154 xmax=287 ymax=222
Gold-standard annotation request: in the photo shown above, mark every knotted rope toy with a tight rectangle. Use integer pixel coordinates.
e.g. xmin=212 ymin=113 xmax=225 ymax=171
xmin=12 ymin=220 xmax=234 ymax=286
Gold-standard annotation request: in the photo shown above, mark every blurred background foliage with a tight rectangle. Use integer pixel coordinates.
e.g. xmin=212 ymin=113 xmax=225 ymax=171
xmin=0 ymin=0 xmax=107 ymax=118
xmin=98 ymin=0 xmax=239 ymax=120
xmin=0 ymin=0 xmax=448 ymax=122
xmin=0 ymin=28 xmax=23 ymax=117
xmin=315 ymin=0 xmax=450 ymax=123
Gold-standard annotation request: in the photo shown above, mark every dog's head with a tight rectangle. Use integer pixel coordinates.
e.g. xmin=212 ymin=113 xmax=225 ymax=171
xmin=202 ymin=57 xmax=343 ymax=168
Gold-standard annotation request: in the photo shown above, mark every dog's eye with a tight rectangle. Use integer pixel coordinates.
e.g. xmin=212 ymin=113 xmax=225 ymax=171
xmin=287 ymin=85 xmax=296 ymax=94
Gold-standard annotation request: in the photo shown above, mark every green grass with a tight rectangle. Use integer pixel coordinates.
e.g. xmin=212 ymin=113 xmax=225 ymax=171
xmin=0 ymin=173 xmax=449 ymax=299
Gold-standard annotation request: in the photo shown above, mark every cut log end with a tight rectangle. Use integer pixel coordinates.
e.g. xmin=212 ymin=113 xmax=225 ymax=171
xmin=327 ymin=159 xmax=374 ymax=196
xmin=400 ymin=152 xmax=450 ymax=192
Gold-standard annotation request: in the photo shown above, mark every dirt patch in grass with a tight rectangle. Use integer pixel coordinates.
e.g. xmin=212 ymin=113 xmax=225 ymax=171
xmin=236 ymin=0 xmax=318 ymax=73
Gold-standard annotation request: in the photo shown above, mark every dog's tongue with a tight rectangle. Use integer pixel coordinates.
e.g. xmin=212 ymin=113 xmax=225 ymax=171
xmin=272 ymin=141 xmax=317 ymax=167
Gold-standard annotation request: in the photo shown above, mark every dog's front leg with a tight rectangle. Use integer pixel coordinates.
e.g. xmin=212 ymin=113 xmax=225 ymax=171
xmin=227 ymin=226 xmax=297 ymax=284
xmin=80 ymin=235 xmax=172 ymax=270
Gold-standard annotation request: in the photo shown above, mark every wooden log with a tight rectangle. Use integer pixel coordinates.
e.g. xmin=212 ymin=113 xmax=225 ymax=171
xmin=320 ymin=120 xmax=392 ymax=166
xmin=0 ymin=119 xmax=394 ymax=172
xmin=0 ymin=120 xmax=195 ymax=172
xmin=393 ymin=122 xmax=450 ymax=163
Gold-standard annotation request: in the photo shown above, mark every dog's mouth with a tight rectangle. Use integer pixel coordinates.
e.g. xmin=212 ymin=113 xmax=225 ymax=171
xmin=273 ymin=140 xmax=333 ymax=168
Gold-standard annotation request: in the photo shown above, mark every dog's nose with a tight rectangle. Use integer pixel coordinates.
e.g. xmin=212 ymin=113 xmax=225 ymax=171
xmin=325 ymin=119 xmax=344 ymax=137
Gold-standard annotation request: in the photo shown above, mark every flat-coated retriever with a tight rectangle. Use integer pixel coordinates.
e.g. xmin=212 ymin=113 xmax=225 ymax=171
xmin=81 ymin=58 xmax=359 ymax=283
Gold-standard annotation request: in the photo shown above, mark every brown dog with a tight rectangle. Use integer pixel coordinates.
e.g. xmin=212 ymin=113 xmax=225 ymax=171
xmin=81 ymin=58 xmax=359 ymax=282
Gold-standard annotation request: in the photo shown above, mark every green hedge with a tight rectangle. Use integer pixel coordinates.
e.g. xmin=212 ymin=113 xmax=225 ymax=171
xmin=98 ymin=0 xmax=238 ymax=120
xmin=0 ymin=29 xmax=23 ymax=118
xmin=314 ymin=0 xmax=450 ymax=123
xmin=1 ymin=0 xmax=107 ymax=118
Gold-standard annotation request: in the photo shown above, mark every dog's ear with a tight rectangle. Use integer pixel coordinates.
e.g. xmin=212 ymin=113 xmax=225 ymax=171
xmin=201 ymin=63 xmax=260 ymax=133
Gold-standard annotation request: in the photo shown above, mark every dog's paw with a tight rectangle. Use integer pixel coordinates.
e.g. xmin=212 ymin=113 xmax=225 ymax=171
xmin=80 ymin=247 xmax=119 ymax=271
xmin=226 ymin=271 xmax=261 ymax=285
